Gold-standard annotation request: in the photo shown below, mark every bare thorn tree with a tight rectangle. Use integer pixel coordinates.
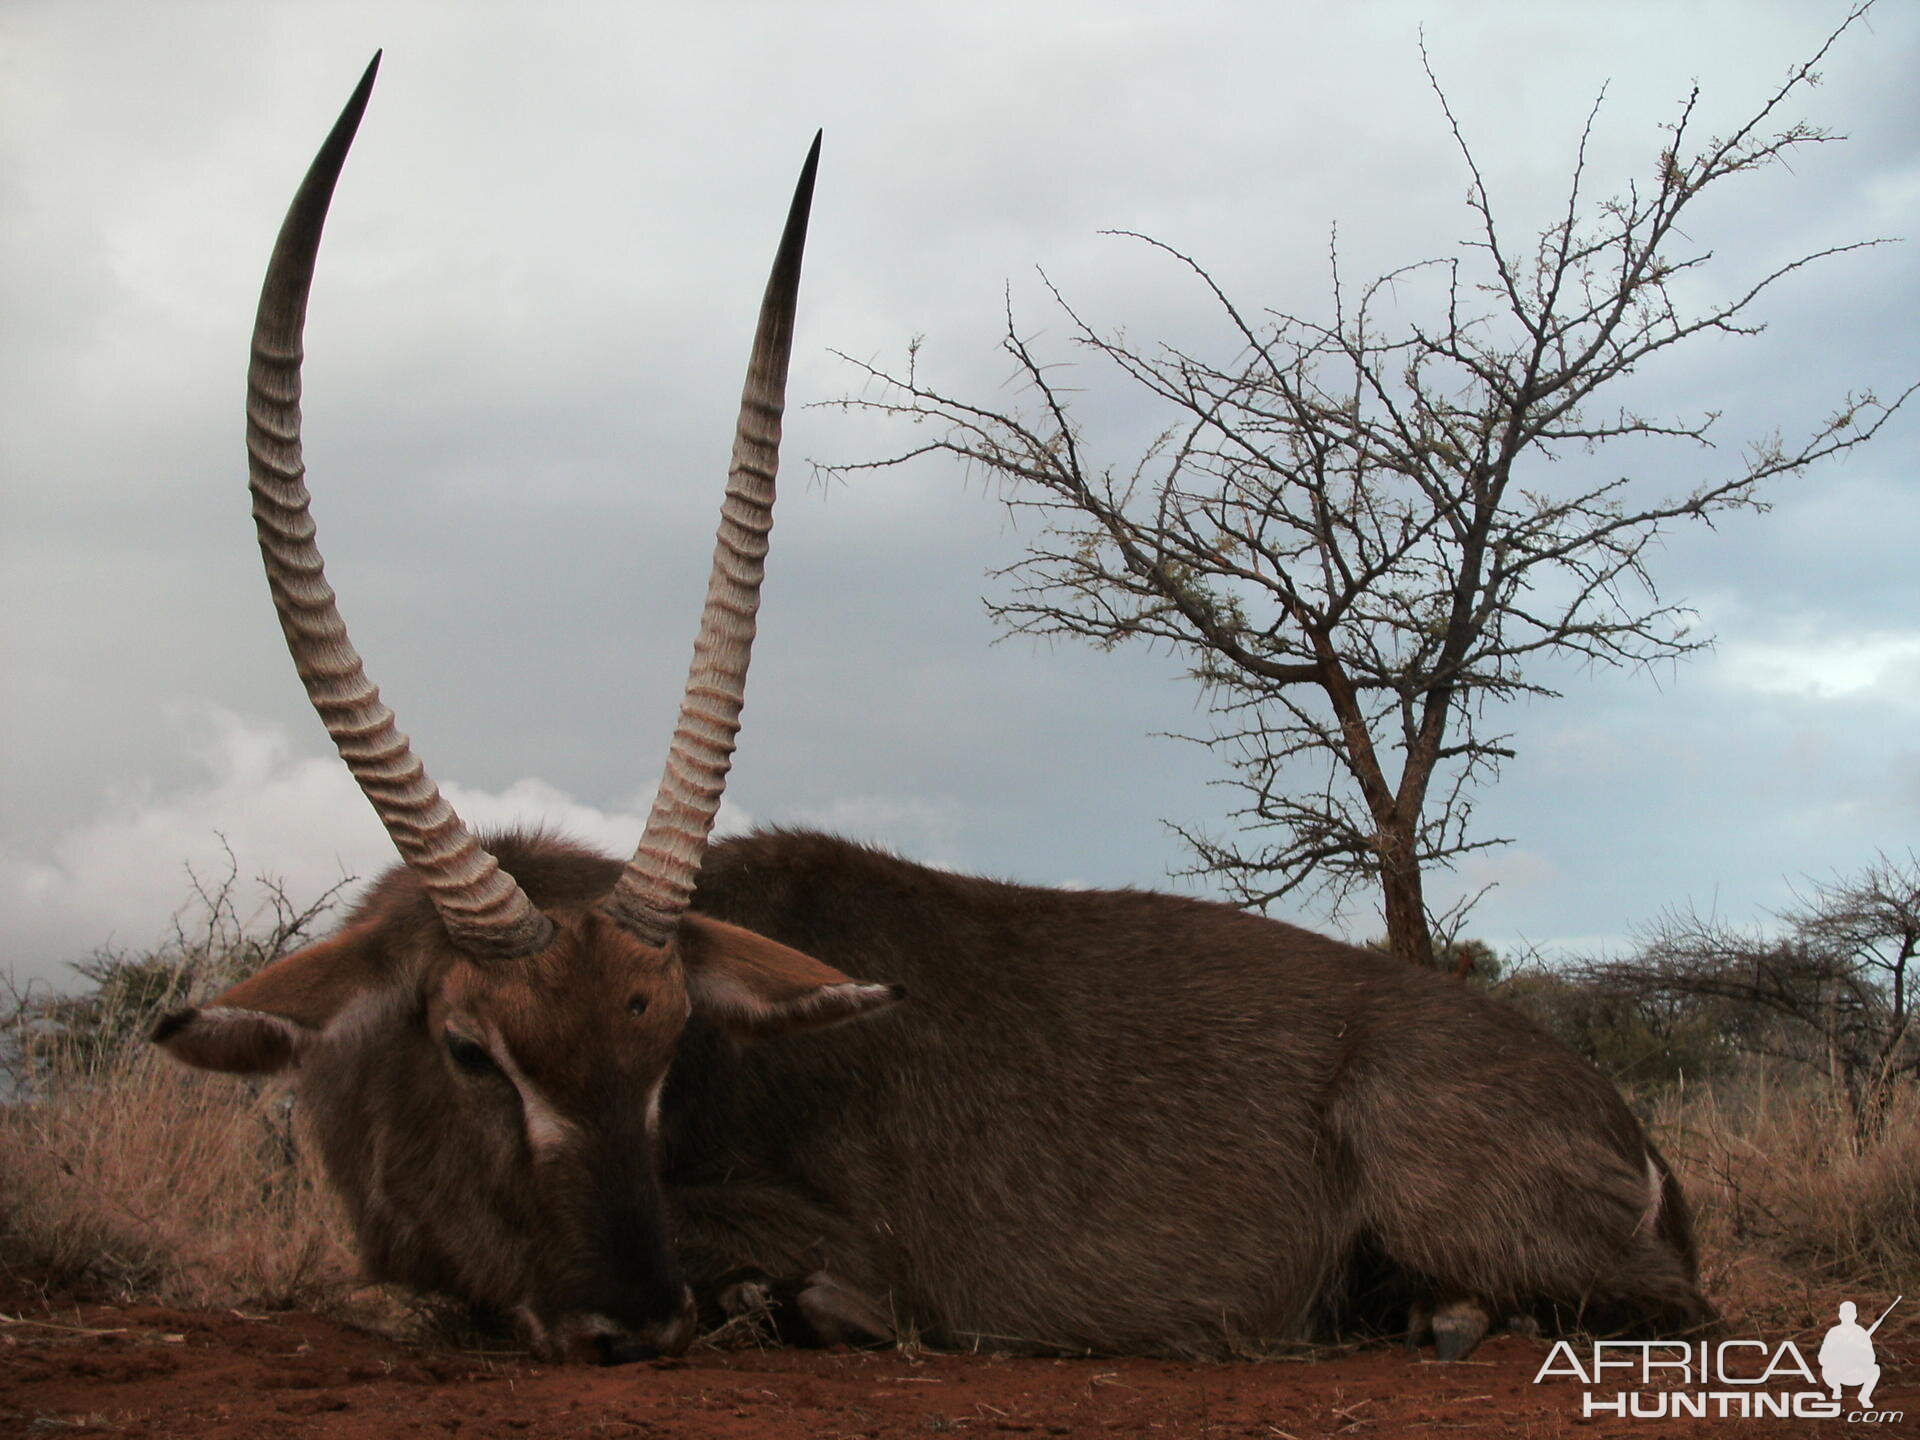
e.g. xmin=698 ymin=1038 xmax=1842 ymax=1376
xmin=827 ymin=3 xmax=1913 ymax=968
xmin=1591 ymin=852 xmax=1920 ymax=1141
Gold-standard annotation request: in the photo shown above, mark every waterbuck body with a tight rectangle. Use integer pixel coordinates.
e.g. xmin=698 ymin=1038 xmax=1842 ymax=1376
xmin=153 ymin=57 xmax=1711 ymax=1364
xmin=641 ymin=832 xmax=1703 ymax=1355
xmin=212 ymin=827 xmax=1706 ymax=1359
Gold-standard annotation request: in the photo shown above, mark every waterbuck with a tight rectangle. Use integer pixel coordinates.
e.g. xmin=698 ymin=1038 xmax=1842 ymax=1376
xmin=155 ymin=57 xmax=1712 ymax=1365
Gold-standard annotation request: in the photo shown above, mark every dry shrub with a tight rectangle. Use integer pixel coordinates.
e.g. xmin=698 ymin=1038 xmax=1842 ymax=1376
xmin=1652 ymin=1071 xmax=1920 ymax=1332
xmin=0 ymin=857 xmax=372 ymax=1316
xmin=0 ymin=1032 xmax=358 ymax=1311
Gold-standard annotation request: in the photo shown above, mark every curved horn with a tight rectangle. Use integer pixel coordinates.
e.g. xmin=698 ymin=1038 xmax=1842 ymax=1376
xmin=246 ymin=54 xmax=553 ymax=961
xmin=604 ymin=134 xmax=821 ymax=948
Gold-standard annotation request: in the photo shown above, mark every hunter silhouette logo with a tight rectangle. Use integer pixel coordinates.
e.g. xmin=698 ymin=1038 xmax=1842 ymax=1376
xmin=1820 ymin=1297 xmax=1898 ymax=1409
xmin=1533 ymin=1296 xmax=1904 ymax=1423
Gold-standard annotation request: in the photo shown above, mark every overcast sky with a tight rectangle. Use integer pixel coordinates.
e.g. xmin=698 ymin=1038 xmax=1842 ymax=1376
xmin=3 ymin=1 xmax=1915 ymax=989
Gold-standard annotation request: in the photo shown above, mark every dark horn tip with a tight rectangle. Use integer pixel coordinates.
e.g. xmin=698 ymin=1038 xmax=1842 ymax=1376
xmin=343 ymin=50 xmax=382 ymax=122
xmin=274 ymin=52 xmax=382 ymax=221
xmin=263 ymin=50 xmax=384 ymax=294
xmin=324 ymin=51 xmax=383 ymax=158
xmin=767 ymin=131 xmax=820 ymax=293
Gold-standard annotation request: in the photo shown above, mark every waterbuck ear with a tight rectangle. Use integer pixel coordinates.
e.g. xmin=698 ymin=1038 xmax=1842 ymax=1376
xmin=675 ymin=913 xmax=904 ymax=1039
xmin=150 ymin=922 xmax=384 ymax=1075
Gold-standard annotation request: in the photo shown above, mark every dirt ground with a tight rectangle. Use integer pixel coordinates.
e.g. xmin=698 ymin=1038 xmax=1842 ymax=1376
xmin=1 ymin=1294 xmax=1909 ymax=1440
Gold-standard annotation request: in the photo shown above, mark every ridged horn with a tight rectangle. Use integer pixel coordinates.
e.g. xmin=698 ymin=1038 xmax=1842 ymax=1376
xmin=246 ymin=54 xmax=553 ymax=962
xmin=603 ymin=134 xmax=821 ymax=948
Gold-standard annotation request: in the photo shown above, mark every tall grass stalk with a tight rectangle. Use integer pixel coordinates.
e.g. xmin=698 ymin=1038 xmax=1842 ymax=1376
xmin=0 ymin=1024 xmax=356 ymax=1309
xmin=1654 ymin=1073 xmax=1919 ymax=1335
xmin=1 ymin=853 xmax=361 ymax=1311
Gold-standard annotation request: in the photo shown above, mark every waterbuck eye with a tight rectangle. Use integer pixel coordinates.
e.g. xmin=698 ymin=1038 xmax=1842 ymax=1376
xmin=628 ymin=996 xmax=648 ymax=1017
xmin=445 ymin=1034 xmax=497 ymax=1076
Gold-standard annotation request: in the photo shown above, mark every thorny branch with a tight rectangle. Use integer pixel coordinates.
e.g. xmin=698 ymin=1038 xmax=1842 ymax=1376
xmin=1587 ymin=853 xmax=1920 ymax=1141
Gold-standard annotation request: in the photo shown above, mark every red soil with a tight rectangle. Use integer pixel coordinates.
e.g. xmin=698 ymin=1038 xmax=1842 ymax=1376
xmin=1 ymin=1295 xmax=1908 ymax=1439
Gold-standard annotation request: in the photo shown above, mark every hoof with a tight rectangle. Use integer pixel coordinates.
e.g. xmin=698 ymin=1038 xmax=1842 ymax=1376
xmin=796 ymin=1271 xmax=896 ymax=1347
xmin=1405 ymin=1299 xmax=1433 ymax=1353
xmin=1430 ymin=1298 xmax=1492 ymax=1361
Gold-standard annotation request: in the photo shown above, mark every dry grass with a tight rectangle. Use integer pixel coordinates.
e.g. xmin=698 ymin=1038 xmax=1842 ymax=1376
xmin=0 ymin=856 xmax=376 ymax=1315
xmin=0 ymin=1034 xmax=358 ymax=1312
xmin=1652 ymin=1073 xmax=1920 ymax=1339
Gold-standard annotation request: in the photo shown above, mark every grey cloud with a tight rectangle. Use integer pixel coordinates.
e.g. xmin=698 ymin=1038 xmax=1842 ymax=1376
xmin=3 ymin=1 xmax=1916 ymax=986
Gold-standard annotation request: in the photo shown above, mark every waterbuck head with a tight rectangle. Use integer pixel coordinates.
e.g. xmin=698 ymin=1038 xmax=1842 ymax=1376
xmin=152 ymin=56 xmax=900 ymax=1363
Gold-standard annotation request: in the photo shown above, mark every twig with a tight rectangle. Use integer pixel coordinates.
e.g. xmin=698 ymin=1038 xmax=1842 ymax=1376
xmin=0 ymin=1313 xmax=130 ymax=1337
